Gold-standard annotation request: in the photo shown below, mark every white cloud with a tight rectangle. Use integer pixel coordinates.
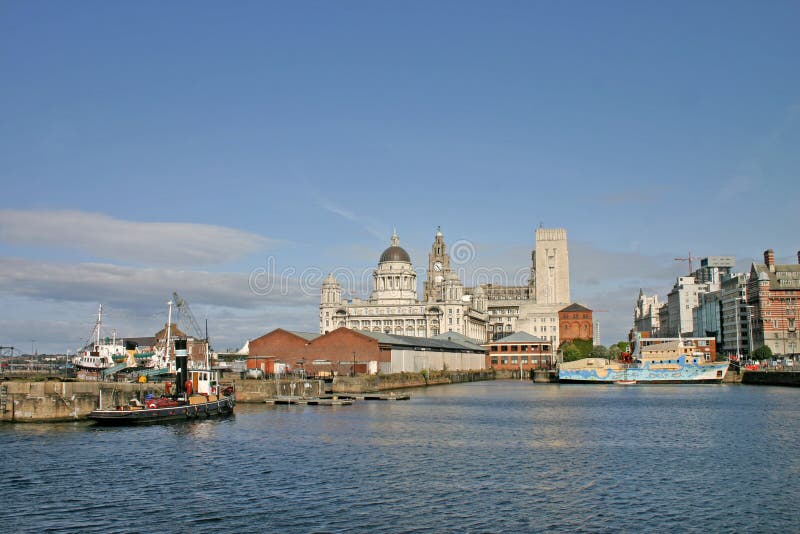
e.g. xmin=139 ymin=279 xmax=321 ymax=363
xmin=0 ymin=257 xmax=317 ymax=309
xmin=0 ymin=209 xmax=275 ymax=266
xmin=0 ymin=257 xmax=321 ymax=352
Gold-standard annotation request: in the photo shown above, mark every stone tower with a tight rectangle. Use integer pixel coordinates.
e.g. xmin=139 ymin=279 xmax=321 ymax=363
xmin=424 ymin=226 xmax=452 ymax=302
xmin=533 ymin=227 xmax=570 ymax=305
xmin=370 ymin=231 xmax=418 ymax=304
xmin=319 ymin=272 xmax=343 ymax=333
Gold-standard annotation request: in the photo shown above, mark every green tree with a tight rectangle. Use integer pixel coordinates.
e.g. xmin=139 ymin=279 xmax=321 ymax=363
xmin=591 ymin=345 xmax=609 ymax=359
xmin=608 ymin=344 xmax=622 ymax=360
xmin=753 ymin=345 xmax=773 ymax=361
xmin=562 ymin=343 xmax=582 ymax=362
xmin=572 ymin=339 xmax=594 ymax=357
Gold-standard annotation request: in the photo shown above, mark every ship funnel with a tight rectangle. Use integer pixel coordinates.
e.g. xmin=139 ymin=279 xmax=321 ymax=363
xmin=174 ymin=339 xmax=188 ymax=396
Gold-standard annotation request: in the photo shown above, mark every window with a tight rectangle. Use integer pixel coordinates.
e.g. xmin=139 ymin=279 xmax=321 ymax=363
xmin=521 ymin=356 xmax=528 ymax=363
xmin=511 ymin=356 xmax=518 ymax=363
xmin=501 ymin=357 xmax=508 ymax=364
xmin=491 ymin=346 xmax=498 ymax=351
xmin=521 ymin=345 xmax=528 ymax=351
xmin=511 ymin=346 xmax=518 ymax=352
xmin=501 ymin=346 xmax=508 ymax=351
xmin=491 ymin=356 xmax=498 ymax=364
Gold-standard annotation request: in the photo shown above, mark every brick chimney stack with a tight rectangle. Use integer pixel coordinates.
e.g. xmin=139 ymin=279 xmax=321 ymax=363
xmin=764 ymin=249 xmax=775 ymax=272
xmin=797 ymin=250 xmax=800 ymax=265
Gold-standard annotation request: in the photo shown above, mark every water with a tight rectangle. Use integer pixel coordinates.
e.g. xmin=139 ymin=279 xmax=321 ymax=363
xmin=2 ymin=381 xmax=799 ymax=533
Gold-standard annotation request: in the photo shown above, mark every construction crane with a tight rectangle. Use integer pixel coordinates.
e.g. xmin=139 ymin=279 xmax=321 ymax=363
xmin=172 ymin=292 xmax=205 ymax=341
xmin=675 ymin=252 xmax=699 ymax=275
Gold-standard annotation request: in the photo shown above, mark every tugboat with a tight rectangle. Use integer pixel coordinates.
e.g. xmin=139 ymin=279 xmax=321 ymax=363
xmin=88 ymin=339 xmax=235 ymax=425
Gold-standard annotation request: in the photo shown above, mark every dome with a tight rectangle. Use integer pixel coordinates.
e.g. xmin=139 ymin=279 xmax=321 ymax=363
xmin=380 ymin=246 xmax=411 ymax=263
xmin=379 ymin=230 xmax=411 ymax=263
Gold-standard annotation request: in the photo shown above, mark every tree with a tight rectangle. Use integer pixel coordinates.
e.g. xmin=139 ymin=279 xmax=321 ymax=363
xmin=608 ymin=344 xmax=622 ymax=360
xmin=562 ymin=343 xmax=582 ymax=362
xmin=753 ymin=345 xmax=773 ymax=361
xmin=572 ymin=339 xmax=594 ymax=357
xmin=591 ymin=345 xmax=609 ymax=359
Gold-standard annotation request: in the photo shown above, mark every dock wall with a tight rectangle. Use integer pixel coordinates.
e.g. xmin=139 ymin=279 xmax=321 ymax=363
xmin=231 ymin=370 xmax=496 ymax=401
xmin=332 ymin=370 xmax=496 ymax=393
xmin=742 ymin=371 xmax=800 ymax=387
xmin=0 ymin=381 xmax=164 ymax=422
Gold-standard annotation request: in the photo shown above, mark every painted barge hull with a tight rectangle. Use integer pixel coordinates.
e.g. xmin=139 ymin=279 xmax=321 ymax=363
xmin=88 ymin=396 xmax=235 ymax=425
xmin=558 ymin=362 xmax=729 ymax=384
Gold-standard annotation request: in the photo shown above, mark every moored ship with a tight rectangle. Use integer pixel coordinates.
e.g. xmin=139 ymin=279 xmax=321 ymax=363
xmin=558 ymin=336 xmax=729 ymax=384
xmin=88 ymin=338 xmax=235 ymax=425
xmin=74 ymin=304 xmax=126 ymax=372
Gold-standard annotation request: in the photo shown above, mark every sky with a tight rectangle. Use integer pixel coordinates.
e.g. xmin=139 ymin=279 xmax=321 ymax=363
xmin=1 ymin=1 xmax=798 ymax=353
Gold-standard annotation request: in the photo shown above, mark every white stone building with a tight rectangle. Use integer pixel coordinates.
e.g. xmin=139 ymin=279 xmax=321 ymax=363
xmin=633 ymin=289 xmax=661 ymax=335
xmin=665 ymin=276 xmax=710 ymax=337
xmin=320 ymin=230 xmax=488 ymax=341
xmin=467 ymin=227 xmax=571 ymax=346
xmin=320 ymin=226 xmax=572 ymax=346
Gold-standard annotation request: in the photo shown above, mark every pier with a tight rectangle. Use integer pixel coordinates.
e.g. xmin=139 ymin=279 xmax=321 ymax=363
xmin=265 ymin=392 xmax=410 ymax=406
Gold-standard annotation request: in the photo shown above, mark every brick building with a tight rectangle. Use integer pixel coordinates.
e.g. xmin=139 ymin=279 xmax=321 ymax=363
xmin=747 ymin=249 xmax=800 ymax=356
xmin=247 ymin=329 xmax=320 ymax=374
xmin=247 ymin=327 xmax=486 ymax=376
xmin=484 ymin=331 xmax=553 ymax=371
xmin=153 ymin=323 xmax=208 ymax=365
xmin=558 ymin=303 xmax=593 ymax=344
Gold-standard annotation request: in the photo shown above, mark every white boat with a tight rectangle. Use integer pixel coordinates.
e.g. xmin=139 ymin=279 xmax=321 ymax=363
xmin=73 ymin=305 xmax=126 ymax=371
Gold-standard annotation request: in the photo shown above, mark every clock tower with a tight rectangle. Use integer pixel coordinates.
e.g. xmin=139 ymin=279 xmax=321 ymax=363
xmin=424 ymin=226 xmax=452 ymax=302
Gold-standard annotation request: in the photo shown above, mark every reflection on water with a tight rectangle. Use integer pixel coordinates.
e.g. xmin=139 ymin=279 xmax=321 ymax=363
xmin=2 ymin=381 xmax=799 ymax=532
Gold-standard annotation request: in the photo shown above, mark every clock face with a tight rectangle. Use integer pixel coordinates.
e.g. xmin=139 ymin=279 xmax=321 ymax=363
xmin=433 ymin=261 xmax=443 ymax=272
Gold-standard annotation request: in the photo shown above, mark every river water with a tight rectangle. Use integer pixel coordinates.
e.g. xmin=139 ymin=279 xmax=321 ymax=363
xmin=2 ymin=381 xmax=799 ymax=533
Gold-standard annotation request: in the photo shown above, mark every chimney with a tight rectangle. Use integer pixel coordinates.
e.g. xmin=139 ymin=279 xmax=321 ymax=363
xmin=797 ymin=250 xmax=800 ymax=265
xmin=764 ymin=249 xmax=775 ymax=273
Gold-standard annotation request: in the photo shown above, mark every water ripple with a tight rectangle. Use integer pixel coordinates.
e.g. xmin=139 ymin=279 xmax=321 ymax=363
xmin=2 ymin=382 xmax=800 ymax=532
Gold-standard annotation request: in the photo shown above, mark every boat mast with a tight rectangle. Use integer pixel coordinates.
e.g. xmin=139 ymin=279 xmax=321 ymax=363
xmin=95 ymin=304 xmax=102 ymax=347
xmin=204 ymin=318 xmax=210 ymax=369
xmin=165 ymin=300 xmax=173 ymax=369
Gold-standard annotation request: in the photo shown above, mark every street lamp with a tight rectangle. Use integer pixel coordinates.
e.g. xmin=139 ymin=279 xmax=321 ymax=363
xmin=746 ymin=305 xmax=755 ymax=359
xmin=734 ymin=297 xmax=742 ymax=364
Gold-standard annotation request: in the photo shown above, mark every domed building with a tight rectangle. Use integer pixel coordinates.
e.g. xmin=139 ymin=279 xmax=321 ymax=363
xmin=320 ymin=230 xmax=488 ymax=341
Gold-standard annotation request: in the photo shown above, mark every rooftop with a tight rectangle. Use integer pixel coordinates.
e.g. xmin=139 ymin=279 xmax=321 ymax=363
xmin=354 ymin=330 xmax=486 ymax=353
xmin=287 ymin=331 xmax=321 ymax=341
xmin=490 ymin=331 xmax=549 ymax=344
xmin=561 ymin=303 xmax=592 ymax=313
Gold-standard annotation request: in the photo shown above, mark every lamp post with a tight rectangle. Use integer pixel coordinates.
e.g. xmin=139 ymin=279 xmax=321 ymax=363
xmin=746 ymin=305 xmax=755 ymax=359
xmin=734 ymin=297 xmax=742 ymax=365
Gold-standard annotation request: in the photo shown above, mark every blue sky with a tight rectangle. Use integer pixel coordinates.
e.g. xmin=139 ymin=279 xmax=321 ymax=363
xmin=1 ymin=1 xmax=798 ymax=353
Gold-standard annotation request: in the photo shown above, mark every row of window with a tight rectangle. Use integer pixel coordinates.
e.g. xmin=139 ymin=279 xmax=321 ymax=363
xmin=491 ymin=356 xmax=549 ymax=364
xmin=491 ymin=345 xmax=551 ymax=352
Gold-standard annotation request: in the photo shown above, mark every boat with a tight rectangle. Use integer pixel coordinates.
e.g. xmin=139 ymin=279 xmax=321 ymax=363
xmin=73 ymin=304 xmax=126 ymax=372
xmin=558 ymin=335 xmax=729 ymax=384
xmin=88 ymin=302 xmax=235 ymax=425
